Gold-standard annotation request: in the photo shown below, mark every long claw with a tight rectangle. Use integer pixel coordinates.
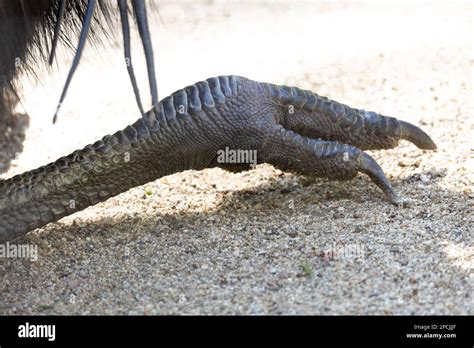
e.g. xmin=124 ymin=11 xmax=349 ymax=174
xmin=399 ymin=120 xmax=437 ymax=150
xmin=358 ymin=152 xmax=407 ymax=205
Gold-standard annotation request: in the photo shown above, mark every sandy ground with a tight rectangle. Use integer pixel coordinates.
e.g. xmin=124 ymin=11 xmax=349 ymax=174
xmin=0 ymin=0 xmax=472 ymax=314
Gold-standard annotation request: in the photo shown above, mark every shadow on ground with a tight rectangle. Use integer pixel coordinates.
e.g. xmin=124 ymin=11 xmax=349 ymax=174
xmin=0 ymin=112 xmax=29 ymax=174
xmin=1 ymin=169 xmax=470 ymax=314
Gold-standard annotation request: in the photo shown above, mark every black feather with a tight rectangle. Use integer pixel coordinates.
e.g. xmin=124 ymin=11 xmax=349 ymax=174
xmin=118 ymin=0 xmax=145 ymax=116
xmin=52 ymin=0 xmax=97 ymax=124
xmin=132 ymin=0 xmax=158 ymax=107
xmin=0 ymin=0 xmax=119 ymax=123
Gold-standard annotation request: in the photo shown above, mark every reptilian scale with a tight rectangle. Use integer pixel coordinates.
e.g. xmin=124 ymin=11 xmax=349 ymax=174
xmin=0 ymin=2 xmax=437 ymax=242
xmin=0 ymin=75 xmax=437 ymax=242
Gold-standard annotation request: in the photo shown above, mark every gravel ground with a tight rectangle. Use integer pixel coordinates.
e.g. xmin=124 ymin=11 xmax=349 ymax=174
xmin=0 ymin=1 xmax=472 ymax=315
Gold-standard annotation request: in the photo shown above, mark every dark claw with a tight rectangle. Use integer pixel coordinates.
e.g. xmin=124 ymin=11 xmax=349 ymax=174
xmin=399 ymin=120 xmax=437 ymax=150
xmin=358 ymin=152 xmax=408 ymax=205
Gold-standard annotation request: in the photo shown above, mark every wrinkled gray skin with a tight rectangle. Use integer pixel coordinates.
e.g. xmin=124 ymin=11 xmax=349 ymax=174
xmin=0 ymin=76 xmax=437 ymax=242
